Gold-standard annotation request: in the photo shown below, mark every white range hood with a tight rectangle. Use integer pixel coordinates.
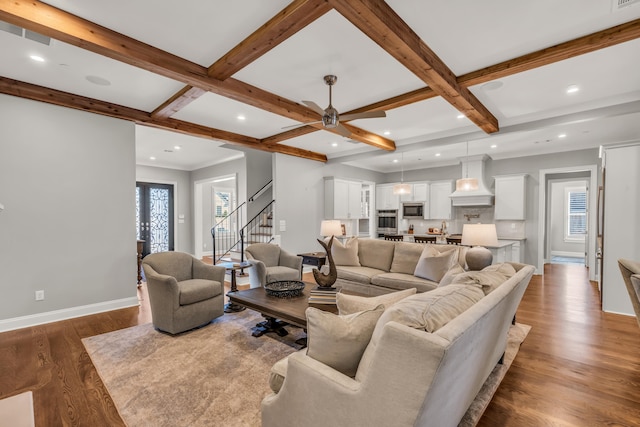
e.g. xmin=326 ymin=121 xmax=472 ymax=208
xmin=449 ymin=154 xmax=494 ymax=206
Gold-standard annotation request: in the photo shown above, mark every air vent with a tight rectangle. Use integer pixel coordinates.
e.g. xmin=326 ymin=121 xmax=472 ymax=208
xmin=613 ymin=0 xmax=640 ymax=10
xmin=0 ymin=20 xmax=51 ymax=45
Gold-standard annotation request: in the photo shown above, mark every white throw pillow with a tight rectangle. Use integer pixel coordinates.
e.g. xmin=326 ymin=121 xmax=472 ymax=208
xmin=305 ymin=305 xmax=384 ymax=377
xmin=414 ymin=248 xmax=458 ymax=282
xmin=336 ymin=288 xmax=417 ymax=315
xmin=329 ymin=236 xmax=360 ymax=266
xmin=438 ymin=264 xmax=466 ymax=287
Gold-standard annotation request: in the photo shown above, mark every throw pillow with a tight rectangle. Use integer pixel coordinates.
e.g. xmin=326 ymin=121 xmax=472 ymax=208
xmin=482 ymin=262 xmax=517 ymax=278
xmin=449 ymin=270 xmax=509 ymax=295
xmin=336 ymin=288 xmax=417 ymax=315
xmin=413 ymin=247 xmax=458 ymax=282
xmin=390 ymin=242 xmax=432 ymax=275
xmin=438 ymin=264 xmax=466 ymax=287
xmin=370 ymin=284 xmax=484 ymax=343
xmin=329 ymin=236 xmax=360 ymax=266
xmin=305 ymin=305 xmax=384 ymax=377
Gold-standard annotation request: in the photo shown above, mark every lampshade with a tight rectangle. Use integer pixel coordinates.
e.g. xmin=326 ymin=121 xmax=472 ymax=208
xmin=461 ymin=223 xmax=498 ymax=247
xmin=392 ymin=183 xmax=411 ymax=195
xmin=455 ymin=178 xmax=479 ymax=192
xmin=320 ymin=220 xmax=342 ymax=237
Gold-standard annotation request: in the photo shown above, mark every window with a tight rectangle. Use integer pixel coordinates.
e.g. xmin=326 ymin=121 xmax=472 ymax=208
xmin=565 ymin=187 xmax=587 ymax=241
xmin=213 ymin=190 xmax=232 ymax=232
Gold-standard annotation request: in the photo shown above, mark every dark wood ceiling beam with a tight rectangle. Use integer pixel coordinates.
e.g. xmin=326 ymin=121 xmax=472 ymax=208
xmin=330 ymin=0 xmax=498 ymax=133
xmin=459 ymin=18 xmax=640 ymax=88
xmin=0 ymin=76 xmax=327 ymax=161
xmin=208 ymin=0 xmax=332 ymax=80
xmin=153 ymin=0 xmax=332 ymax=120
xmin=0 ymin=0 xmax=390 ymax=151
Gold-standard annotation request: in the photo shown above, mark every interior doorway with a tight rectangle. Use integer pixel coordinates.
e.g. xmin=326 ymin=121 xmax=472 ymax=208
xmin=537 ymin=166 xmax=597 ymax=281
xmin=136 ymin=182 xmax=175 ymax=256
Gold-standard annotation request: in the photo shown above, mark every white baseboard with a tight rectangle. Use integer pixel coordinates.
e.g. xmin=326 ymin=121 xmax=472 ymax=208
xmin=0 ymin=297 xmax=140 ymax=333
xmin=550 ymin=251 xmax=584 ymax=258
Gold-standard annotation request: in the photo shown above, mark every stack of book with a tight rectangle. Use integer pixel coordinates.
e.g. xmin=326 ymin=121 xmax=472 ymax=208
xmin=308 ymin=288 xmax=338 ymax=304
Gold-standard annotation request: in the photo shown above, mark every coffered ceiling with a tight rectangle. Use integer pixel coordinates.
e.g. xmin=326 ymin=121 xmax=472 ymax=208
xmin=0 ymin=0 xmax=639 ymax=172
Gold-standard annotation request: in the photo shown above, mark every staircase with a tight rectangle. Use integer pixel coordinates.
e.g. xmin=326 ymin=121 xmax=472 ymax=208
xmin=211 ymin=181 xmax=275 ymax=265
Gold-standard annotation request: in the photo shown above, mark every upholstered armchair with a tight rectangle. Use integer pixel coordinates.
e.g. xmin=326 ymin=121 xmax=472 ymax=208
xmin=618 ymin=258 xmax=640 ymax=329
xmin=245 ymin=243 xmax=303 ymax=288
xmin=142 ymin=251 xmax=225 ymax=334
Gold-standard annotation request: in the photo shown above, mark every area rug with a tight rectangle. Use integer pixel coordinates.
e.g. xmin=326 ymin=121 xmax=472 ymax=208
xmin=0 ymin=391 xmax=35 ymax=427
xmin=83 ymin=311 xmax=529 ymax=427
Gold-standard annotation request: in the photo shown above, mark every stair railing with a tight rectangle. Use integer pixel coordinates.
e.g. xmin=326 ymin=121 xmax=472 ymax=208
xmin=211 ymin=202 xmax=245 ymax=265
xmin=238 ymin=200 xmax=275 ymax=263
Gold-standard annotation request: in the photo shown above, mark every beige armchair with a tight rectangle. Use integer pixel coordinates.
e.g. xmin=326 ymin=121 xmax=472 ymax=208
xmin=245 ymin=243 xmax=303 ymax=288
xmin=142 ymin=251 xmax=225 ymax=334
xmin=618 ymin=258 xmax=640 ymax=329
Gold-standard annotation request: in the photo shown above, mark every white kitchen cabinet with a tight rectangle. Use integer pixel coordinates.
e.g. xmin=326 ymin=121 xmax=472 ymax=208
xmin=399 ymin=182 xmax=428 ymax=202
xmin=428 ymin=180 xmax=453 ymax=219
xmin=494 ymin=174 xmax=527 ymax=220
xmin=324 ymin=177 xmax=362 ymax=219
xmin=376 ymin=184 xmax=399 ymax=210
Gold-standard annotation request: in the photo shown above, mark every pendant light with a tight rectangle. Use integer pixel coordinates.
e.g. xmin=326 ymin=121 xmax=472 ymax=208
xmin=392 ymin=152 xmax=411 ymax=195
xmin=455 ymin=141 xmax=478 ymax=192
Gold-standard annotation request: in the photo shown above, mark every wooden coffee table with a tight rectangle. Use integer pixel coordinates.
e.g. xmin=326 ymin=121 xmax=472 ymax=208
xmin=228 ymin=282 xmax=339 ymax=338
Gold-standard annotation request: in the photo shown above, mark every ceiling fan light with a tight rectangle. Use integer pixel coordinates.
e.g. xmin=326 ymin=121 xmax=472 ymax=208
xmin=393 ymin=183 xmax=412 ymax=195
xmin=456 ymin=178 xmax=478 ymax=192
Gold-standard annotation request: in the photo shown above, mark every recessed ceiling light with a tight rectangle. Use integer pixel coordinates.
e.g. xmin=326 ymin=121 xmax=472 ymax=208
xmin=86 ymin=75 xmax=111 ymax=86
xmin=393 ymin=159 xmax=399 ymax=163
xmin=435 ymin=153 xmax=441 ymax=157
xmin=566 ymin=85 xmax=579 ymax=94
xmin=174 ymin=145 xmax=181 ymax=150
xmin=457 ymin=114 xmax=465 ymax=119
xmin=237 ymin=114 xmax=246 ymax=121
xmin=149 ymin=156 xmax=156 ymax=160
xmin=29 ymin=54 xmax=44 ymax=62
xmin=490 ymin=144 xmax=497 ymax=149
xmin=558 ymin=134 xmax=567 ymax=138
xmin=383 ymin=131 xmax=391 ymax=136
xmin=331 ymin=142 xmax=338 ymax=147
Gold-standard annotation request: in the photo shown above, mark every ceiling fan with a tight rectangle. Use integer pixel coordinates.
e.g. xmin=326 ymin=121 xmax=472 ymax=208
xmin=283 ymin=75 xmax=386 ymax=137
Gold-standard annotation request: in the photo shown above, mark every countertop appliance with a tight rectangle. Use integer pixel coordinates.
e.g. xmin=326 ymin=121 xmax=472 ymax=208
xmin=376 ymin=209 xmax=398 ymax=238
xmin=402 ymin=202 xmax=424 ymax=218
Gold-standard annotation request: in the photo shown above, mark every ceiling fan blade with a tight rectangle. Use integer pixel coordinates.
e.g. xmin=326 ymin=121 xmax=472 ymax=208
xmin=302 ymin=100 xmax=326 ymax=116
xmin=281 ymin=120 xmax=322 ymax=130
xmin=339 ymin=110 xmax=387 ymax=122
xmin=334 ymin=123 xmax=352 ymax=137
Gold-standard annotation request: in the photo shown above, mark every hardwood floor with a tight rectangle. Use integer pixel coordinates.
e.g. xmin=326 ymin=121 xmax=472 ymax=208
xmin=1 ymin=264 xmax=639 ymax=426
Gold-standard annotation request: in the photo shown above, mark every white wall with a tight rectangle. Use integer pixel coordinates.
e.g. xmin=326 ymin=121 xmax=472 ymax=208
xmin=136 ymin=165 xmax=192 ymax=253
xmin=0 ymin=95 xmax=138 ymax=330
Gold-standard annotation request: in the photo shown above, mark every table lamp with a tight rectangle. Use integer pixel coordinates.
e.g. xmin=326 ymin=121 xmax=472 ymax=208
xmin=320 ymin=220 xmax=342 ymax=238
xmin=461 ymin=223 xmax=498 ymax=270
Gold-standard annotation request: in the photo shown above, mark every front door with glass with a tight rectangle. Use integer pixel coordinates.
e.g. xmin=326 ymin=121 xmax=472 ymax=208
xmin=136 ymin=182 xmax=174 ymax=256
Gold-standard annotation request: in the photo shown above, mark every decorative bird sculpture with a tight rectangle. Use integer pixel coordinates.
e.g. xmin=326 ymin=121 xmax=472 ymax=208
xmin=312 ymin=236 xmax=337 ymax=289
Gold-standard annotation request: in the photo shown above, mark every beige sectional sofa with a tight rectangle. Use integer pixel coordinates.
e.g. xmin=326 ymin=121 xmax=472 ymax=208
xmin=262 ymin=262 xmax=536 ymax=427
xmin=333 ymin=238 xmax=468 ymax=295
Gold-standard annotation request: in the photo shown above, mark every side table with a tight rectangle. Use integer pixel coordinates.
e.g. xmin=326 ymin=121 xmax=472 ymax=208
xmin=218 ymin=261 xmax=251 ymax=313
xmin=297 ymin=252 xmax=327 ymax=268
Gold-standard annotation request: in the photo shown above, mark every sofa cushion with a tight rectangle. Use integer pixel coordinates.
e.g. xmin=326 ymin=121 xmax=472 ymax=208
xmin=306 ymin=305 xmax=384 ymax=377
xmin=358 ymin=238 xmax=395 ymax=271
xmin=390 ymin=242 xmax=434 ymax=275
xmin=438 ymin=264 xmax=466 ymax=287
xmin=413 ymin=248 xmax=458 ymax=282
xmin=431 ymin=244 xmax=467 ymax=269
xmin=178 ymin=279 xmax=221 ymax=305
xmin=336 ymin=266 xmax=383 ymax=284
xmin=331 ymin=236 xmax=360 ymax=266
xmin=448 ymin=268 xmax=510 ymax=295
xmin=337 ymin=288 xmax=417 ymax=315
xmin=370 ymin=273 xmax=439 ymax=293
xmin=356 ymin=284 xmax=484 ymax=381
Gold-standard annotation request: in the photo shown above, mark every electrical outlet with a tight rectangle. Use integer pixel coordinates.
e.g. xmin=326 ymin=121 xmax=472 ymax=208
xmin=35 ymin=290 xmax=44 ymax=301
